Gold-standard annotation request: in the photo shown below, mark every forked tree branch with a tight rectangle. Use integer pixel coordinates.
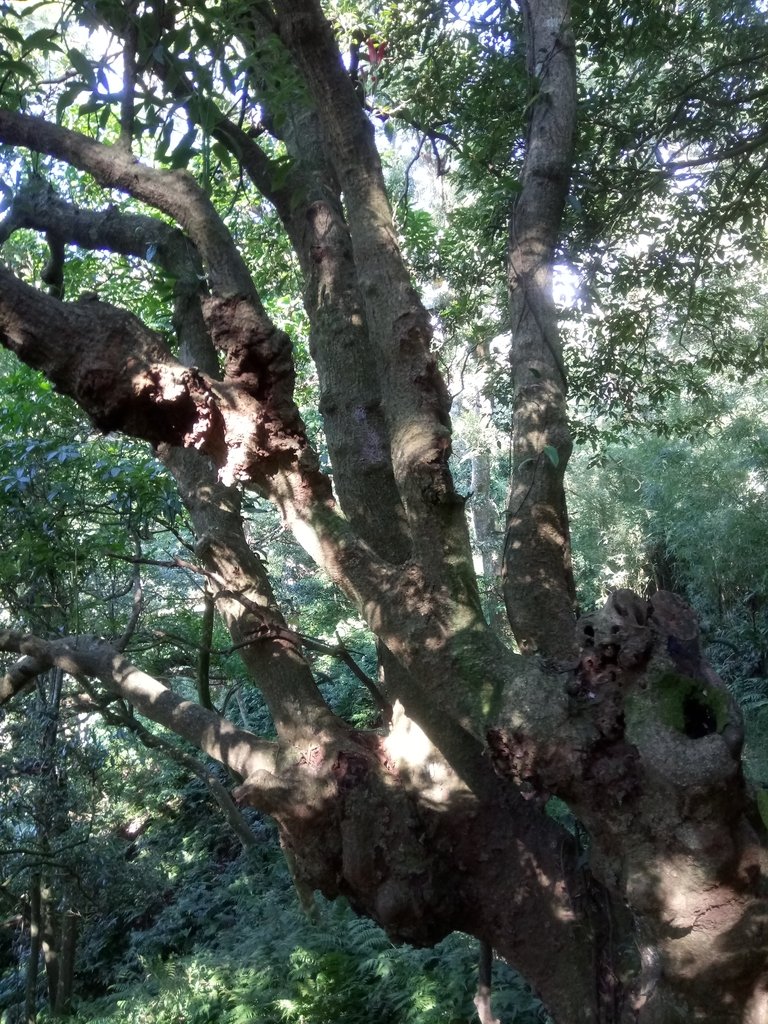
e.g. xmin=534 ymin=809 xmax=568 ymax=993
xmin=0 ymin=185 xmax=354 ymax=739
xmin=0 ymin=111 xmax=252 ymax=298
xmin=0 ymin=256 xmax=511 ymax=742
xmin=275 ymin=0 xmax=476 ymax=581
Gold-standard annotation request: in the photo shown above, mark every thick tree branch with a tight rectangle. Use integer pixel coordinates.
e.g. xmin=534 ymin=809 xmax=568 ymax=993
xmin=0 ymin=115 xmax=308 ymax=477
xmin=0 ymin=654 xmax=45 ymax=704
xmin=0 ymin=265 xmax=225 ymax=455
xmin=0 ymin=631 xmax=277 ymax=780
xmin=0 ymin=186 xmax=347 ymax=741
xmin=0 ymin=175 xmax=218 ymax=374
xmin=160 ymin=445 xmax=344 ymax=741
xmin=275 ymin=0 xmax=478 ymax=590
xmin=503 ymin=0 xmax=578 ymax=658
xmin=0 ymin=112 xmax=305 ymax=425
xmin=0 ymin=111 xmax=251 ymax=298
xmin=0 ymin=262 xmax=323 ymax=498
xmin=0 ymin=176 xmax=202 ymax=283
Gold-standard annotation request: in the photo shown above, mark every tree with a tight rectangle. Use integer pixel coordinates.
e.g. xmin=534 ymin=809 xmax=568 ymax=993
xmin=1 ymin=1 xmax=767 ymax=1020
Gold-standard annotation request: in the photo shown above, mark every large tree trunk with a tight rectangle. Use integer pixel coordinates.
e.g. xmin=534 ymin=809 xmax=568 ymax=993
xmin=0 ymin=2 xmax=767 ymax=1021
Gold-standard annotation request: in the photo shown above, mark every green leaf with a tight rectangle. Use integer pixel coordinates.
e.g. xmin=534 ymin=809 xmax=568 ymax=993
xmin=78 ymin=97 xmax=103 ymax=115
xmin=169 ymin=142 xmax=199 ymax=169
xmin=16 ymin=1 xmax=51 ymax=16
xmin=543 ymin=444 xmax=560 ymax=467
xmin=21 ymin=27 xmax=62 ymax=55
xmin=56 ymin=81 xmax=87 ymax=122
xmin=67 ymin=47 xmax=95 ymax=86
xmin=757 ymin=790 xmax=768 ymax=832
xmin=1 ymin=23 xmax=24 ymax=45
xmin=211 ymin=141 xmax=233 ymax=169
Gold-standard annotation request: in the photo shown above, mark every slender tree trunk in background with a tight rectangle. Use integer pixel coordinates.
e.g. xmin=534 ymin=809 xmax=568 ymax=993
xmin=40 ymin=885 xmax=59 ymax=1011
xmin=473 ymin=940 xmax=500 ymax=1024
xmin=470 ymin=449 xmax=504 ymax=626
xmin=646 ymin=539 xmax=678 ymax=594
xmin=504 ymin=0 xmax=578 ymax=659
xmin=53 ymin=912 xmax=76 ymax=1017
xmin=197 ymin=588 xmax=215 ymax=712
xmin=34 ymin=672 xmax=63 ymax=1014
xmin=235 ymin=689 xmax=252 ymax=730
xmin=23 ymin=875 xmax=41 ymax=1024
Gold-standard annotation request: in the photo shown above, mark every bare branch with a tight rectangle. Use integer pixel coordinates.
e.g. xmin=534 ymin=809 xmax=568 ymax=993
xmin=115 ymin=535 xmax=144 ymax=654
xmin=0 ymin=110 xmax=252 ymax=298
xmin=0 ymin=630 xmax=277 ymax=781
xmin=0 ymin=653 xmax=47 ymax=703
xmin=662 ymin=123 xmax=768 ymax=171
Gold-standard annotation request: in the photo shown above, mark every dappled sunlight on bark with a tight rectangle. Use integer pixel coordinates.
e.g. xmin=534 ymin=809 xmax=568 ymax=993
xmin=0 ymin=0 xmax=767 ymax=1016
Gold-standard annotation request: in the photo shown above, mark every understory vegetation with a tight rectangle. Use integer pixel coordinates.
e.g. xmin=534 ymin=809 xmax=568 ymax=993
xmin=2 ymin=770 xmax=541 ymax=1024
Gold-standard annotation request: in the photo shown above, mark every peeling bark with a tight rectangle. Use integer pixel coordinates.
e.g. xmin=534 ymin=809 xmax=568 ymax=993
xmin=490 ymin=590 xmax=767 ymax=1021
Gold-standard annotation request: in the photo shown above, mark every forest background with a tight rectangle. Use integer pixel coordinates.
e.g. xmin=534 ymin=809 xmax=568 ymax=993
xmin=1 ymin=0 xmax=768 ymax=1021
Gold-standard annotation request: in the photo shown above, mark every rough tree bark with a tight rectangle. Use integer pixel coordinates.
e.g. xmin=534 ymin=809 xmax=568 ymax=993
xmin=0 ymin=2 xmax=767 ymax=1022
